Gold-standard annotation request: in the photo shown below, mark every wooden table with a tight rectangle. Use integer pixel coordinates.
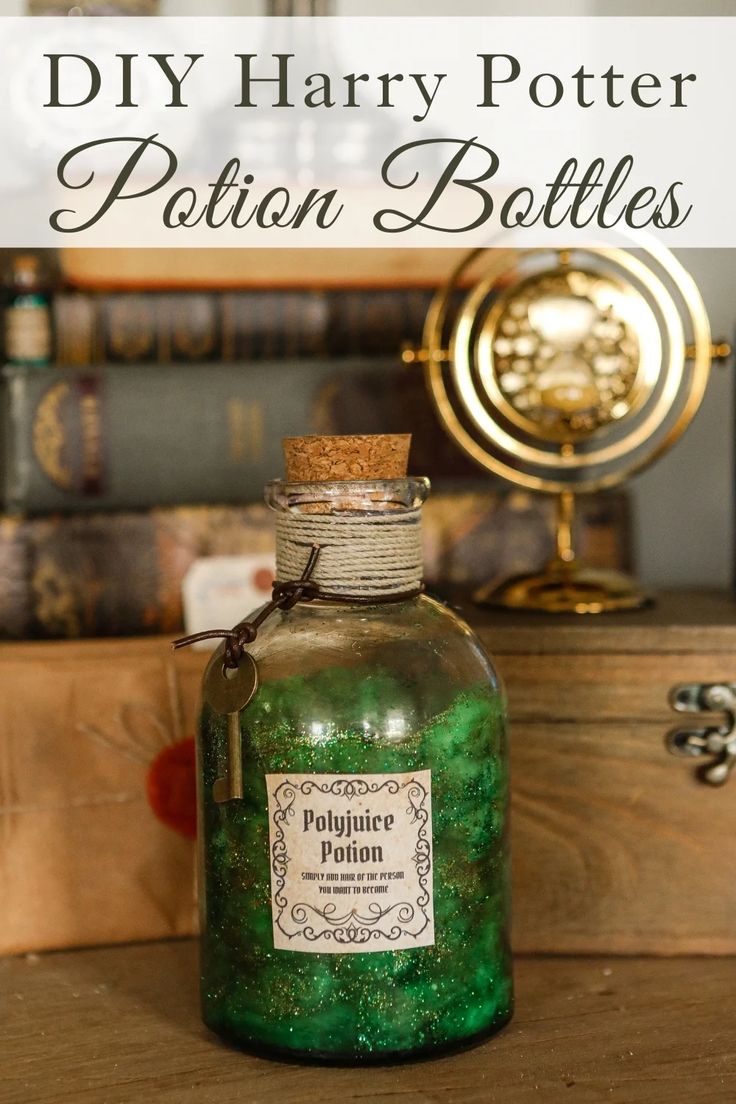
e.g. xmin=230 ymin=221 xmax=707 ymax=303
xmin=3 ymin=941 xmax=735 ymax=1104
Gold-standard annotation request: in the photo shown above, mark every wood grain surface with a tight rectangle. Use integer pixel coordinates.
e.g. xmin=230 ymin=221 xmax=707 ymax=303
xmin=471 ymin=588 xmax=736 ymax=655
xmin=2 ymin=941 xmax=735 ymax=1104
xmin=472 ymin=589 xmax=736 ymax=955
xmin=510 ymin=720 xmax=736 ymax=954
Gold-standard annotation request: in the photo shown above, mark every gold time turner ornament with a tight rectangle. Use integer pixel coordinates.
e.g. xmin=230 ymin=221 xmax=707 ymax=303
xmin=405 ymin=244 xmax=729 ymax=613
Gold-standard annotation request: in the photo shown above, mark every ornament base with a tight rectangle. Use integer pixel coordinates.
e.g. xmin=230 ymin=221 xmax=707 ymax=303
xmin=474 ymin=559 xmax=651 ymax=614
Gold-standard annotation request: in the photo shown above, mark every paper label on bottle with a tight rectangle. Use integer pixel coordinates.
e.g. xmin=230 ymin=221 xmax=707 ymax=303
xmin=266 ymin=771 xmax=434 ymax=954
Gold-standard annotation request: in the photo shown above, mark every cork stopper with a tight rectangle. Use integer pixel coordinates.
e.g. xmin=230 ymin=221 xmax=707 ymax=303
xmin=282 ymin=434 xmax=411 ymax=482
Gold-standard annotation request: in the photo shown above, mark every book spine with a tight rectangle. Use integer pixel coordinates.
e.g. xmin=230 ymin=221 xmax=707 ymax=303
xmin=1 ymin=359 xmax=481 ymax=515
xmin=52 ymin=289 xmax=437 ymax=366
xmin=0 ymin=505 xmax=274 ymax=640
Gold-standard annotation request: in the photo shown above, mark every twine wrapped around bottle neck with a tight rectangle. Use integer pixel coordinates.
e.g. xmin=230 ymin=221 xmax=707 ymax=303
xmin=174 ymin=437 xmax=425 ymax=667
xmin=275 ymin=508 xmax=423 ymax=599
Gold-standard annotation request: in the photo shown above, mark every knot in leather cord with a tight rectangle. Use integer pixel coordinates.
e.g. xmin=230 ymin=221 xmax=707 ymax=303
xmin=173 ymin=545 xmax=322 ymax=669
xmin=173 ymin=544 xmax=422 ymax=671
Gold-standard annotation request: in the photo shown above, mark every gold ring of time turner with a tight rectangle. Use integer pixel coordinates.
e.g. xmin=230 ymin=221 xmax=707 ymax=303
xmin=404 ymin=244 xmax=731 ymax=614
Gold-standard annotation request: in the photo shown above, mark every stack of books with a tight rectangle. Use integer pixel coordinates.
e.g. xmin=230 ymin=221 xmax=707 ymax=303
xmin=0 ymin=261 xmax=631 ymax=640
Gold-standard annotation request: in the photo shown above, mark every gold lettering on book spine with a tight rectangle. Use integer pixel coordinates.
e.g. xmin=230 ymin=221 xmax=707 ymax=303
xmin=228 ymin=399 xmax=264 ymax=463
xmin=107 ymin=296 xmax=156 ymax=362
xmin=32 ymin=556 xmax=80 ymax=638
xmin=32 ymin=381 xmax=73 ymax=490
xmin=80 ymin=391 xmax=103 ymax=487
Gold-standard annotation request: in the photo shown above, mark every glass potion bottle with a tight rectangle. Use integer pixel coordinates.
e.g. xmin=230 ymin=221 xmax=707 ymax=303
xmin=3 ymin=254 xmax=53 ymax=368
xmin=191 ymin=434 xmax=513 ymax=1062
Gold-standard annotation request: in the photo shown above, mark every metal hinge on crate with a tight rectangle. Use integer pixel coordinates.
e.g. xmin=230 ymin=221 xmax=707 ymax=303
xmin=667 ymin=683 xmax=736 ymax=786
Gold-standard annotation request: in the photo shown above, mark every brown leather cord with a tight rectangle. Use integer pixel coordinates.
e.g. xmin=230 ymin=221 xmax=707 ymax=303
xmin=172 ymin=544 xmax=422 ymax=670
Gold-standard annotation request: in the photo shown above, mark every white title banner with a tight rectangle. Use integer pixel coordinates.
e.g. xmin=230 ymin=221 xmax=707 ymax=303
xmin=0 ymin=15 xmax=733 ymax=247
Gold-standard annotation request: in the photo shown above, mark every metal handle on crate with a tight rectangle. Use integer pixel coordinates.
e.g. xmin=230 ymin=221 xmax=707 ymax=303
xmin=667 ymin=682 xmax=736 ymax=786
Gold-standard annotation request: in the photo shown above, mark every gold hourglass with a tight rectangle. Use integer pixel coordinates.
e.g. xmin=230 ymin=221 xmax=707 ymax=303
xmin=404 ymin=245 xmax=727 ymax=613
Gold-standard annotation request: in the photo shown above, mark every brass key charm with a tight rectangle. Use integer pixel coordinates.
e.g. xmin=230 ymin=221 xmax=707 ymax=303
xmin=172 ymin=547 xmax=322 ymax=803
xmin=213 ymin=712 xmax=245 ymax=803
xmin=203 ymin=645 xmax=258 ymax=803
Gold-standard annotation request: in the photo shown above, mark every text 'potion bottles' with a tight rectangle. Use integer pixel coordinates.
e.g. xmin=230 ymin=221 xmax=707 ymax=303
xmin=190 ymin=434 xmax=513 ymax=1062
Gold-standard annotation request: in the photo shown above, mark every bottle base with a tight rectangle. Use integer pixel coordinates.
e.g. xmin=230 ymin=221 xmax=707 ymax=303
xmin=205 ymin=1005 xmax=514 ymax=1067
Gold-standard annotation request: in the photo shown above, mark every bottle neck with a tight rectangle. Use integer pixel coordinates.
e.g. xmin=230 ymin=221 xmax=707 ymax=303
xmin=275 ymin=509 xmax=423 ymax=601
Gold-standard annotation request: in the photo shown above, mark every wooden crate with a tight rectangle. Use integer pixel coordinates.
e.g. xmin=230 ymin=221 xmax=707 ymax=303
xmin=2 ymin=590 xmax=734 ymax=956
xmin=473 ymin=590 xmax=736 ymax=955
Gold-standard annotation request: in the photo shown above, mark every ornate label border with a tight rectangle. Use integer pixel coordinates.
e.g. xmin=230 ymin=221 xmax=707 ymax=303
xmin=267 ymin=772 xmax=434 ymax=953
